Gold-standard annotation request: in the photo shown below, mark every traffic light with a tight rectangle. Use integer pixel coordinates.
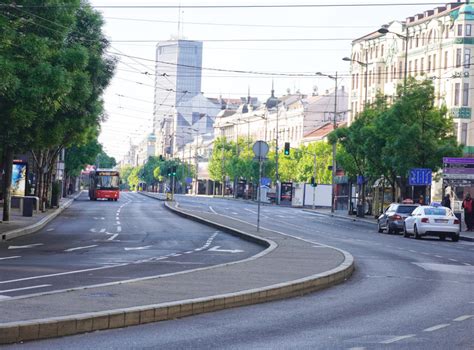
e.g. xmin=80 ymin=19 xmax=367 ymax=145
xmin=311 ymin=176 xmax=317 ymax=187
xmin=166 ymin=167 xmax=171 ymax=177
xmin=284 ymin=142 xmax=290 ymax=156
xmin=171 ymin=165 xmax=177 ymax=176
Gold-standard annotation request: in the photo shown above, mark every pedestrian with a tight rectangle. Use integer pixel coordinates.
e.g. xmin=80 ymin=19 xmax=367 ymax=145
xmin=442 ymin=194 xmax=451 ymax=209
xmin=462 ymin=193 xmax=473 ymax=231
xmin=68 ymin=183 xmax=74 ymax=195
xmin=417 ymin=195 xmax=425 ymax=205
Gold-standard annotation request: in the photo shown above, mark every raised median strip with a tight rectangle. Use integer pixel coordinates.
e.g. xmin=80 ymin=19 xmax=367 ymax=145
xmin=0 ymin=193 xmax=354 ymax=344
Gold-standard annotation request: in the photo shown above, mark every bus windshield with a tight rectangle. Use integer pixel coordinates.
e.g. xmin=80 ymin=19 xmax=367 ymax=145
xmin=97 ymin=175 xmax=119 ymax=189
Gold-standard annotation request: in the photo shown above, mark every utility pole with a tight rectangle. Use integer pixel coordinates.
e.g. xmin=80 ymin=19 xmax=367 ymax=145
xmin=312 ymin=153 xmax=317 ymax=210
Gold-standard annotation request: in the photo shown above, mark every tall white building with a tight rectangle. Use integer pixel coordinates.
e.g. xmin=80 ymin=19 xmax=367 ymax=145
xmin=347 ymin=1 xmax=474 ymax=152
xmin=153 ymin=40 xmax=203 ymax=155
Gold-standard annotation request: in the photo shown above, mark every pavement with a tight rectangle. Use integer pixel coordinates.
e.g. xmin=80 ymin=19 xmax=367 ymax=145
xmin=0 ymin=192 xmax=354 ymax=344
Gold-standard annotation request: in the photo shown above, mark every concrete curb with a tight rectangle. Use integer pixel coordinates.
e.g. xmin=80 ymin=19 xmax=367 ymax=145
xmin=0 ymin=192 xmax=354 ymax=345
xmin=1 ymin=192 xmax=82 ymax=241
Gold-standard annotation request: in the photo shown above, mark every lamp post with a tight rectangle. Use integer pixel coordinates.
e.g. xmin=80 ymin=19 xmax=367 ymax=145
xmin=316 ymin=71 xmax=338 ymax=213
xmin=378 ymin=25 xmax=409 ymax=93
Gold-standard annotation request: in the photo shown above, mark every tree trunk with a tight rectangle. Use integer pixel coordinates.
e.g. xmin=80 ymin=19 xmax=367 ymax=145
xmin=2 ymin=147 xmax=14 ymax=221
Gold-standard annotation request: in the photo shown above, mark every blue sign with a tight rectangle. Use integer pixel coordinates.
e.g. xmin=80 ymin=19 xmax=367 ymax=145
xmin=357 ymin=175 xmax=365 ymax=185
xmin=185 ymin=177 xmax=193 ymax=184
xmin=260 ymin=177 xmax=271 ymax=186
xmin=409 ymin=168 xmax=432 ymax=186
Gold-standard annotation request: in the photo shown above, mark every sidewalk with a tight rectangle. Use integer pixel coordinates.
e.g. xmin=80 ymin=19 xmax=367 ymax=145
xmin=0 ymin=193 xmax=354 ymax=344
xmin=0 ymin=192 xmax=80 ymax=241
xmin=303 ymin=208 xmax=474 ymax=242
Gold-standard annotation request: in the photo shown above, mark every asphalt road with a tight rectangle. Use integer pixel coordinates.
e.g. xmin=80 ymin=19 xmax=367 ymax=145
xmin=0 ymin=192 xmax=262 ymax=299
xmin=4 ymin=195 xmax=474 ymax=349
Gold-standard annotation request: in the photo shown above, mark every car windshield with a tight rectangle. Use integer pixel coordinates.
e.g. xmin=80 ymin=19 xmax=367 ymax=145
xmin=423 ymin=208 xmax=447 ymax=216
xmin=396 ymin=206 xmax=418 ymax=214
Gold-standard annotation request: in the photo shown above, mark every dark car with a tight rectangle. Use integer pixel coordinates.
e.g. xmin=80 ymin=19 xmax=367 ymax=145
xmin=377 ymin=203 xmax=418 ymax=234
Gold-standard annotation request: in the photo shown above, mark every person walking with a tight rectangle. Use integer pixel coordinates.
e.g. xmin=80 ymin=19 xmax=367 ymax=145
xmin=462 ymin=193 xmax=473 ymax=231
xmin=442 ymin=194 xmax=451 ymax=209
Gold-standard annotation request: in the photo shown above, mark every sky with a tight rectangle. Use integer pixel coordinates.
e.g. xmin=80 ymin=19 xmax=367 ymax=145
xmin=91 ymin=0 xmax=450 ymax=160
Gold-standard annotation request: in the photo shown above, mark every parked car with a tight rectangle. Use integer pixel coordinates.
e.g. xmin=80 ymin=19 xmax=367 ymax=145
xmin=377 ymin=203 xmax=419 ymax=234
xmin=403 ymin=205 xmax=460 ymax=241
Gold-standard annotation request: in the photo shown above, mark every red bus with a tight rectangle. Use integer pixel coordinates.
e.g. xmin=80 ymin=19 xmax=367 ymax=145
xmin=89 ymin=170 xmax=120 ymax=201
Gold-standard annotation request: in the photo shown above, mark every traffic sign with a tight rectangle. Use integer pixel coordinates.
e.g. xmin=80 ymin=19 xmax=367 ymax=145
xmin=252 ymin=140 xmax=269 ymax=158
xmin=409 ymin=168 xmax=432 ymax=186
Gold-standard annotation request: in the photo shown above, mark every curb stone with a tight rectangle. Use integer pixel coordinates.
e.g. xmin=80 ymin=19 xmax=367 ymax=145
xmin=0 ymin=192 xmax=354 ymax=345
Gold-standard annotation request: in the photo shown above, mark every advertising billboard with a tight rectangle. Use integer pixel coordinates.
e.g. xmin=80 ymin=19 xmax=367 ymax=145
xmin=12 ymin=162 xmax=27 ymax=196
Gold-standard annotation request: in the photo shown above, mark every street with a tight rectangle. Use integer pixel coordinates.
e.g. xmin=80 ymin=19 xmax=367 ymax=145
xmin=4 ymin=194 xmax=473 ymax=349
xmin=0 ymin=192 xmax=262 ymax=299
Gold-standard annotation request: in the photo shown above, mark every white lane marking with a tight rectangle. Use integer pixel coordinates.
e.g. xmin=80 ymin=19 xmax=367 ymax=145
xmin=435 ymin=255 xmax=443 ymax=258
xmin=448 ymin=258 xmax=458 ymax=262
xmin=0 ymin=256 xmax=21 ymax=261
xmin=8 ymin=243 xmax=43 ymax=250
xmin=46 ymin=228 xmax=54 ymax=232
xmin=209 ymin=206 xmax=217 ymax=214
xmin=232 ymin=212 xmax=238 ymax=215
xmin=64 ymin=245 xmax=98 ymax=252
xmin=117 ymin=226 xmax=122 ymax=233
xmin=116 ymin=216 xmax=119 ymax=220
xmin=0 ymin=284 xmax=51 ymax=293
xmin=380 ymin=335 xmax=416 ymax=344
xmin=107 ymin=234 xmax=119 ymax=241
xmin=89 ymin=228 xmax=97 ymax=233
xmin=463 ymin=263 xmax=472 ymax=266
xmin=409 ymin=250 xmax=417 ymax=253
xmin=124 ymin=246 xmax=152 ymax=251
xmin=423 ymin=324 xmax=450 ymax=332
xmin=349 ymin=348 xmax=366 ymax=350
xmin=116 ymin=221 xmax=121 ymax=225
xmin=453 ymin=315 xmax=473 ymax=322
xmin=244 ymin=208 xmax=258 ymax=214
xmin=208 ymin=246 xmax=244 ymax=254
xmin=0 ymin=295 xmax=12 ymax=300
xmin=184 ymin=251 xmax=193 ymax=254
xmin=276 ymin=215 xmax=285 ymax=218
xmin=413 ymin=263 xmax=474 ymax=275
xmin=99 ymin=228 xmax=106 ymax=233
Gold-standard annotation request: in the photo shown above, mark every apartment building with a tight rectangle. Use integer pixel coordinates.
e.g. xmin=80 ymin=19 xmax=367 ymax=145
xmin=347 ymin=1 xmax=474 ymax=151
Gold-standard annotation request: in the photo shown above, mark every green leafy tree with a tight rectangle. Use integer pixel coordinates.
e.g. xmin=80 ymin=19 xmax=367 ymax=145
xmin=65 ymin=137 xmax=102 ymax=177
xmin=95 ymin=151 xmax=117 ymax=169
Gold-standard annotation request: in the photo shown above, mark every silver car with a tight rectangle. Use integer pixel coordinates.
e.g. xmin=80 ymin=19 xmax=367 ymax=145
xmin=377 ymin=203 xmax=419 ymax=234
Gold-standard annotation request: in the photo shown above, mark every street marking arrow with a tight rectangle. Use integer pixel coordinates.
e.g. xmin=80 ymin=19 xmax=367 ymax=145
xmin=208 ymin=246 xmax=244 ymax=253
xmin=8 ymin=243 xmax=43 ymax=250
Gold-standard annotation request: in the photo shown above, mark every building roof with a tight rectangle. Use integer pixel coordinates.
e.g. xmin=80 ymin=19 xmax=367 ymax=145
xmin=303 ymin=122 xmax=347 ymax=139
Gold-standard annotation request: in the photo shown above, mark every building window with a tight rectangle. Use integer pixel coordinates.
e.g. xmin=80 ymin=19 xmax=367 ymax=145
xmin=461 ymin=123 xmax=468 ymax=145
xmin=409 ymin=37 xmax=413 ymax=49
xmin=356 ymin=73 xmax=359 ymax=89
xmin=352 ymin=74 xmax=355 ymax=89
xmin=456 ymin=48 xmax=462 ymax=67
xmin=454 ymin=83 xmax=461 ymax=106
xmin=445 ymin=24 xmax=450 ymax=38
xmin=377 ymin=67 xmax=381 ymax=84
xmin=399 ymin=61 xmax=403 ymax=79
xmin=467 ymin=24 xmax=472 ymax=37
xmin=420 ymin=57 xmax=424 ymax=74
xmin=393 ymin=67 xmax=396 ymax=82
xmin=428 ymin=55 xmax=431 ymax=72
xmin=385 ymin=66 xmax=388 ymax=83
xmin=465 ymin=48 xmax=471 ymax=68
xmin=444 ymin=51 xmax=448 ymax=70
xmin=375 ymin=46 xmax=378 ymax=58
xmin=381 ymin=44 xmax=384 ymax=56
xmin=408 ymin=61 xmax=412 ymax=76
xmin=453 ymin=122 xmax=458 ymax=139
xmin=433 ymin=54 xmax=436 ymax=71
xmin=415 ymin=35 xmax=419 ymax=47
xmin=458 ymin=24 xmax=463 ymax=36
xmin=414 ymin=59 xmax=418 ymax=75
xmin=463 ymin=83 xmax=469 ymax=106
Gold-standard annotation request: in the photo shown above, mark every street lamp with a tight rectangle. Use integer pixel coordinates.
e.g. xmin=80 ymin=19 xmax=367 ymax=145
xmin=316 ymin=71 xmax=338 ymax=213
xmin=378 ymin=25 xmax=409 ymax=93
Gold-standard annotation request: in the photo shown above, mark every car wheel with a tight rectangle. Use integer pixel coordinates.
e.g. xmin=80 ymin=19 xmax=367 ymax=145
xmin=403 ymin=224 xmax=410 ymax=238
xmin=452 ymin=235 xmax=459 ymax=242
xmin=439 ymin=234 xmax=446 ymax=241
xmin=414 ymin=225 xmax=421 ymax=239
xmin=377 ymin=222 xmax=383 ymax=233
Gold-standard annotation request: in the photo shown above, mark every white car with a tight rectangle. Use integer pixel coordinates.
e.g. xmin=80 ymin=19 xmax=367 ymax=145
xmin=403 ymin=205 xmax=460 ymax=242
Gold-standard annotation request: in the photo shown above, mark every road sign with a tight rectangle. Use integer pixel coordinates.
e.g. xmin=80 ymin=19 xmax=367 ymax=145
xmin=252 ymin=140 xmax=269 ymax=159
xmin=409 ymin=168 xmax=432 ymax=186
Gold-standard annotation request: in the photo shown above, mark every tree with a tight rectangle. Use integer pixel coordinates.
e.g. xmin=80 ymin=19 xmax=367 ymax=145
xmin=118 ymin=165 xmax=134 ymax=190
xmin=65 ymin=137 xmax=102 ymax=177
xmin=95 ymin=151 xmax=117 ymax=169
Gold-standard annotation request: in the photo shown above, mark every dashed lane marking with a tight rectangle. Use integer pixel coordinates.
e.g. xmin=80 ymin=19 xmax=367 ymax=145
xmin=124 ymin=246 xmax=152 ymax=251
xmin=379 ymin=335 xmax=416 ymax=344
xmin=8 ymin=244 xmax=43 ymax=250
xmin=99 ymin=228 xmax=106 ymax=233
xmin=0 ymin=256 xmax=21 ymax=261
xmin=46 ymin=228 xmax=54 ymax=232
xmin=107 ymin=234 xmax=119 ymax=241
xmin=435 ymin=255 xmax=443 ymax=258
xmin=116 ymin=221 xmax=121 ymax=225
xmin=64 ymin=245 xmax=98 ymax=252
xmin=0 ymin=284 xmax=51 ymax=294
xmin=209 ymin=206 xmax=217 ymax=214
xmin=117 ymin=226 xmax=122 ymax=233
xmin=423 ymin=324 xmax=450 ymax=332
xmin=453 ymin=315 xmax=473 ymax=322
